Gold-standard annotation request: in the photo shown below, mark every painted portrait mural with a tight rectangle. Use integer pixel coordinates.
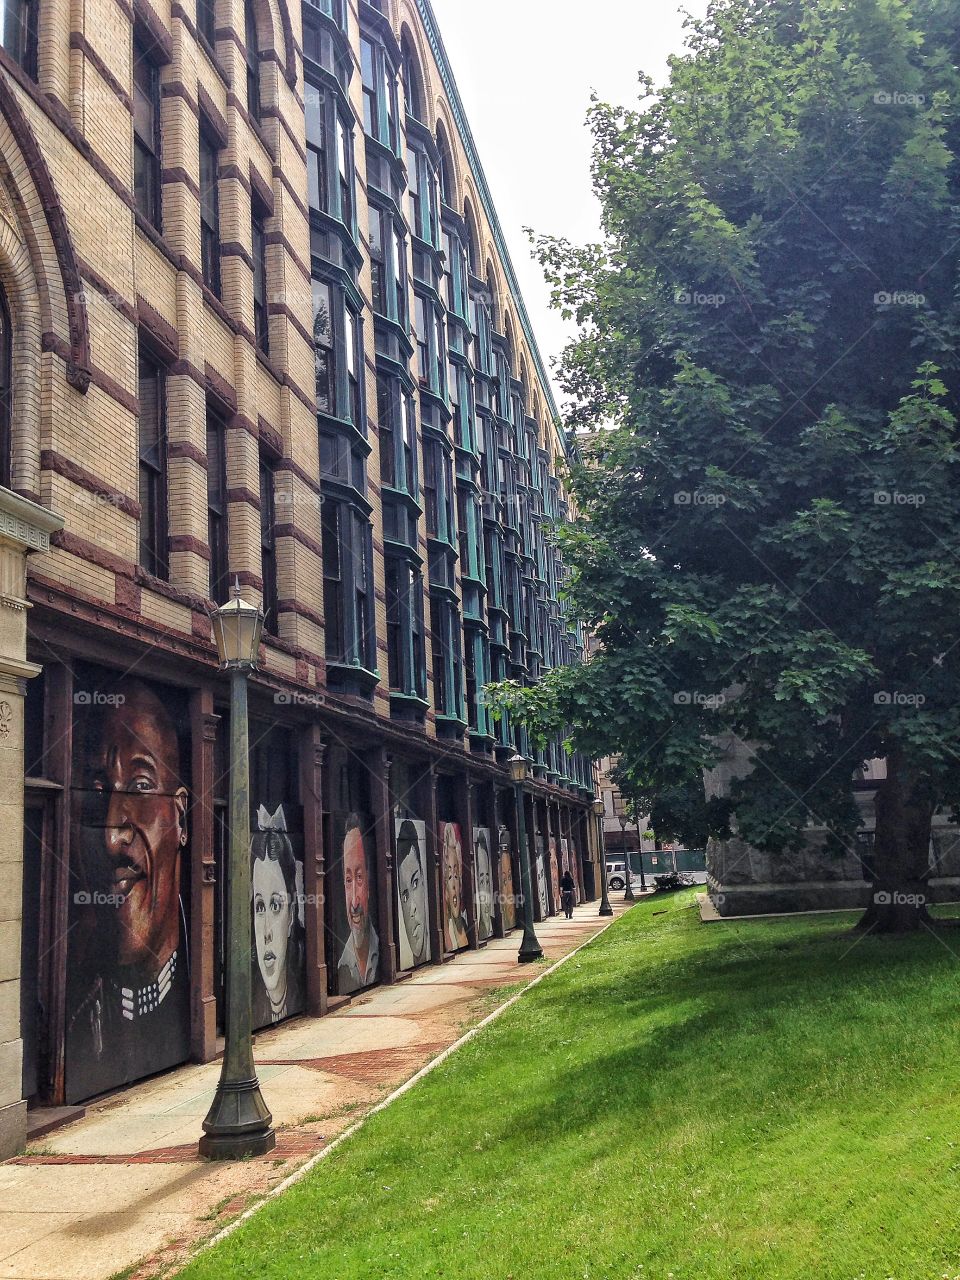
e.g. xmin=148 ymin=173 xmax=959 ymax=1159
xmin=250 ymin=804 xmax=306 ymax=1029
xmin=65 ymin=669 xmax=191 ymax=1104
xmin=441 ymin=820 xmax=469 ymax=952
xmin=498 ymin=825 xmax=517 ymax=931
xmin=473 ymin=827 xmax=494 ymax=941
xmin=534 ymin=833 xmax=549 ymax=920
xmin=396 ymin=817 xmax=430 ymax=971
xmin=329 ymin=812 xmax=379 ymax=996
xmin=548 ymin=835 xmax=560 ymax=915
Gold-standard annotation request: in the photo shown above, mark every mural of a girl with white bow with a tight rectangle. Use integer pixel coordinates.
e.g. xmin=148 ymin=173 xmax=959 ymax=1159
xmin=250 ymin=803 xmax=306 ymax=1027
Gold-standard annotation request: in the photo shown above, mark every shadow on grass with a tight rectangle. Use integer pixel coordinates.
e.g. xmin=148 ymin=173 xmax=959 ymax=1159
xmin=479 ymin=898 xmax=960 ymax=1154
xmin=178 ymin=894 xmax=960 ymax=1280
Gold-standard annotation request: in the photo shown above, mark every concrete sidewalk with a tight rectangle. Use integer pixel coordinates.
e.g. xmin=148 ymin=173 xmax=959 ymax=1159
xmin=0 ymin=902 xmax=629 ymax=1280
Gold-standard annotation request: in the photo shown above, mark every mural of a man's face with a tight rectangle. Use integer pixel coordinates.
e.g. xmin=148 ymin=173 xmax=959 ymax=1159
xmin=253 ymin=856 xmax=292 ymax=999
xmin=92 ymin=682 xmax=188 ymax=971
xmin=399 ymin=843 xmax=427 ymax=962
xmin=343 ymin=824 xmax=370 ymax=949
xmin=443 ymin=825 xmax=462 ymax=921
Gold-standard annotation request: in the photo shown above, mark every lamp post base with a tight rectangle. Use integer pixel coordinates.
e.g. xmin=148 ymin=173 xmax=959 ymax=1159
xmin=518 ymin=931 xmax=544 ymax=963
xmin=599 ymin=903 xmax=614 ymax=916
xmin=199 ymin=1127 xmax=276 ymax=1160
xmin=199 ymin=1077 xmax=276 ymax=1160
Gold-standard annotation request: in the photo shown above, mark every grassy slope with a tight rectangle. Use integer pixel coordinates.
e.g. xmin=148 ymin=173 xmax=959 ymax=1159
xmin=179 ymin=895 xmax=960 ymax=1280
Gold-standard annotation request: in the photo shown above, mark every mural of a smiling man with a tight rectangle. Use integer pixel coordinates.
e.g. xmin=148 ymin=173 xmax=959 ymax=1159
xmin=66 ymin=674 xmax=191 ymax=1103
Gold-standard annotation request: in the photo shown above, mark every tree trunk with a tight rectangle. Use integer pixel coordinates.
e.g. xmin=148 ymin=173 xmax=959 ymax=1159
xmin=856 ymin=744 xmax=933 ymax=933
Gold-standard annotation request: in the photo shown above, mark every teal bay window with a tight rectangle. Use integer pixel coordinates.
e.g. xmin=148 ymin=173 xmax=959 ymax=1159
xmin=465 ymin=628 xmax=492 ymax=738
xmin=430 ymin=594 xmax=464 ymax=724
xmin=510 ymin=392 xmax=525 ymax=454
xmin=306 ymin=85 xmax=328 ymax=213
xmin=385 ymin=557 xmax=427 ymax=702
xmin=369 ymin=204 xmax=407 ymax=325
xmin=376 ymin=374 xmax=417 ymax=495
xmin=492 ymin=352 xmax=511 ymax=421
xmin=415 ymin=294 xmax=445 ymax=396
xmin=424 ymin=439 xmax=456 ymax=547
xmin=483 ymin=527 xmax=506 ymax=614
xmin=470 ymin=287 xmax=492 ymax=376
xmin=312 ymin=276 xmax=365 ymax=427
xmin=322 ymin=497 xmax=376 ymax=672
xmin=477 ymin=412 xmax=497 ymax=494
xmin=305 ymin=0 xmax=346 ymax=31
xmin=442 ymin=230 xmax=469 ymax=321
xmin=449 ymin=359 xmax=475 ymax=453
xmin=408 ymin=145 xmax=440 ymax=248
xmin=456 ymin=486 xmax=484 ymax=585
xmin=361 ymin=33 xmax=399 ymax=152
xmin=337 ymin=117 xmax=354 ymax=230
xmin=305 ymin=80 xmax=356 ymax=232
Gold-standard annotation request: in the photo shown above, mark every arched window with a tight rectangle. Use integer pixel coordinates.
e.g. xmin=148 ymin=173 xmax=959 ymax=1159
xmin=245 ymin=2 xmax=262 ymax=123
xmin=0 ymin=287 xmax=9 ymax=488
xmin=400 ymin=31 xmax=423 ymax=122
xmin=436 ymin=125 xmax=455 ymax=207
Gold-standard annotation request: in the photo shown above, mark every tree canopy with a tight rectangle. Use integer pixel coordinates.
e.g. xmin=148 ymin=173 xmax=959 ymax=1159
xmin=488 ymin=0 xmax=960 ymax=927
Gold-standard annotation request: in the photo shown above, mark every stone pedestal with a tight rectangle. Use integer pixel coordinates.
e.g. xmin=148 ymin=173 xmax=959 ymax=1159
xmin=0 ymin=488 xmax=62 ymax=1159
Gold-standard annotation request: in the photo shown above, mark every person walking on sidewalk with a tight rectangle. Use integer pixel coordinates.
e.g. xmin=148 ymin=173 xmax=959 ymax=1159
xmin=560 ymin=869 xmax=576 ymax=919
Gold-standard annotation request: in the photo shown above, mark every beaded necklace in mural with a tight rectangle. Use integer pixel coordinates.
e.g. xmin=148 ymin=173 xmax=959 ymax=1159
xmin=120 ymin=950 xmax=177 ymax=1020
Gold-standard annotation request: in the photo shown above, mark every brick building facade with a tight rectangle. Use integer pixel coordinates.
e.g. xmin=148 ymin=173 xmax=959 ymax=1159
xmin=0 ymin=0 xmax=598 ymax=1154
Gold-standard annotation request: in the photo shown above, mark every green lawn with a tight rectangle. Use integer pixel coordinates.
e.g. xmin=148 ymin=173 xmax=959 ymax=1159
xmin=180 ymin=894 xmax=960 ymax=1280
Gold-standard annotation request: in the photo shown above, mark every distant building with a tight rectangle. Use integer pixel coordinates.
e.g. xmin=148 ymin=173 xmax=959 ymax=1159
xmin=706 ymin=743 xmax=960 ymax=915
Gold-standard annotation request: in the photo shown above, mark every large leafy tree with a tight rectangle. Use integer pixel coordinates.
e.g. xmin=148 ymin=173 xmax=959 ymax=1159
xmin=490 ymin=0 xmax=960 ymax=930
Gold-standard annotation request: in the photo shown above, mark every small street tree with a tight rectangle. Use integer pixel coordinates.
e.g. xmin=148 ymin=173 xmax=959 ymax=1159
xmin=489 ymin=0 xmax=960 ymax=931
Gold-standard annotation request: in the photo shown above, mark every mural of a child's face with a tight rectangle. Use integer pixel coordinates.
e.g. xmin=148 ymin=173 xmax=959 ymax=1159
xmin=443 ymin=825 xmax=463 ymax=922
xmin=253 ymin=856 xmax=292 ymax=999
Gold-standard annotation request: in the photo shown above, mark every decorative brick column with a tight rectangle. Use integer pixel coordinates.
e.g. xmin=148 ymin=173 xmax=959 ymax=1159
xmin=0 ymin=488 xmax=62 ymax=1159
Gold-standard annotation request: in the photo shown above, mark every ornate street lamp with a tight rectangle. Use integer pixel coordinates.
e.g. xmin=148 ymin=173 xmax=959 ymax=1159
xmin=613 ymin=791 xmax=635 ymax=902
xmin=633 ymin=813 xmax=648 ymax=894
xmin=508 ymin=754 xmax=543 ymax=963
xmin=200 ymin=584 xmax=276 ymax=1159
xmin=593 ymin=797 xmax=613 ymax=917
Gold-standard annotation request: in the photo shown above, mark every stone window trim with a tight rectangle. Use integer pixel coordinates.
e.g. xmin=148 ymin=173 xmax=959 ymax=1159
xmin=132 ymin=0 xmax=174 ymax=66
xmin=197 ymin=84 xmax=228 ymax=148
xmin=251 ymin=197 xmax=270 ymax=355
xmin=216 ymin=0 xmax=297 ymax=91
xmin=244 ymin=0 xmax=264 ymax=123
xmin=133 ymin=33 xmax=164 ymax=231
xmin=198 ymin=117 xmax=223 ymax=297
xmin=249 ymin=163 xmax=275 ymax=218
xmin=171 ymin=0 xmax=227 ymax=84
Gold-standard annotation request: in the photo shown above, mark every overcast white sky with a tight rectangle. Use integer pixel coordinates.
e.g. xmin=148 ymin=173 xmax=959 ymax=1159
xmin=427 ymin=0 xmax=711 ymax=405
